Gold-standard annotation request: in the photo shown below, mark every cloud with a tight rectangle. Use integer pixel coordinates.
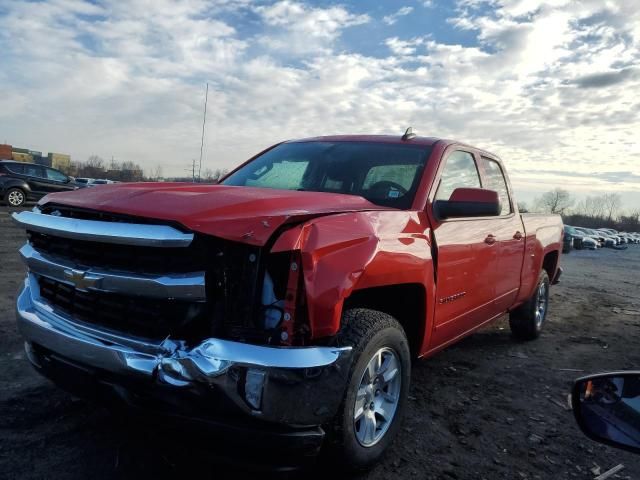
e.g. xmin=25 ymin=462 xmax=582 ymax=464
xmin=256 ymin=1 xmax=369 ymax=54
xmin=0 ymin=0 xmax=638 ymax=207
xmin=572 ymin=68 xmax=639 ymax=88
xmin=383 ymin=6 xmax=414 ymax=26
xmin=385 ymin=37 xmax=427 ymax=55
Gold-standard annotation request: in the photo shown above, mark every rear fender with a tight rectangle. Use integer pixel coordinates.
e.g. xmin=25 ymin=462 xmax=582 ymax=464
xmin=516 ymin=226 xmax=562 ymax=304
xmin=1 ymin=179 xmax=31 ymax=195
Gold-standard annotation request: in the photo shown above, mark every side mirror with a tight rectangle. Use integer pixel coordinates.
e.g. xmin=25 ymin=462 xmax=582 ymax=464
xmin=434 ymin=188 xmax=501 ymax=219
xmin=572 ymin=372 xmax=640 ymax=454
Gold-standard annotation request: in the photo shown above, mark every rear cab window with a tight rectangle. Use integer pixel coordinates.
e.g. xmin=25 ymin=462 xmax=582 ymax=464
xmin=434 ymin=151 xmax=482 ymax=201
xmin=481 ymin=157 xmax=512 ymax=215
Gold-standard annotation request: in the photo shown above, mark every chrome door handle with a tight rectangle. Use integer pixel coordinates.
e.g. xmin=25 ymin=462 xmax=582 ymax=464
xmin=484 ymin=234 xmax=496 ymax=245
xmin=513 ymin=231 xmax=523 ymax=240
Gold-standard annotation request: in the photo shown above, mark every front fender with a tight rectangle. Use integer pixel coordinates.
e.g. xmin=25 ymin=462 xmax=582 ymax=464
xmin=272 ymin=211 xmax=433 ymax=339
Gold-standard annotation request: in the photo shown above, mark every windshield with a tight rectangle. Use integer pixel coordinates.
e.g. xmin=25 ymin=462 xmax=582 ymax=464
xmin=222 ymin=141 xmax=431 ymax=209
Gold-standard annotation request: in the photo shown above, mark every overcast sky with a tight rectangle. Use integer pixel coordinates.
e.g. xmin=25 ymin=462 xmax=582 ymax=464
xmin=1 ymin=0 xmax=638 ymax=208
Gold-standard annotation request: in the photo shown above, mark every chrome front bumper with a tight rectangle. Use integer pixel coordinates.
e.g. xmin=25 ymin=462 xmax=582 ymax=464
xmin=17 ymin=274 xmax=352 ymax=426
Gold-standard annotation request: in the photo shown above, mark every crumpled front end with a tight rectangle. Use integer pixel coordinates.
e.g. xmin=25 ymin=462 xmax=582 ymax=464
xmin=13 ymin=208 xmax=352 ymax=431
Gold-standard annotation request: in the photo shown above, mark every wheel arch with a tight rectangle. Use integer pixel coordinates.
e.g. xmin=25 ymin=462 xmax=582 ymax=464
xmin=343 ymin=283 xmax=426 ymax=358
xmin=3 ymin=184 xmax=29 ymax=205
xmin=542 ymin=249 xmax=559 ymax=281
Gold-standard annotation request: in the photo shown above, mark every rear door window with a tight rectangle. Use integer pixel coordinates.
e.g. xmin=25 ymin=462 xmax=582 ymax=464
xmin=435 ymin=151 xmax=481 ymax=201
xmin=24 ymin=164 xmax=43 ymax=178
xmin=481 ymin=157 xmax=512 ymax=215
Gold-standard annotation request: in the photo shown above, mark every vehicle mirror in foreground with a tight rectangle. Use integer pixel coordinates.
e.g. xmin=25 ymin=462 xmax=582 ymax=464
xmin=572 ymin=372 xmax=640 ymax=454
xmin=434 ymin=188 xmax=501 ymax=219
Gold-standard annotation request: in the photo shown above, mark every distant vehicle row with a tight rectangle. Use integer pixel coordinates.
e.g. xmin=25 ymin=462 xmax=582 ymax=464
xmin=0 ymin=161 xmax=117 ymax=206
xmin=75 ymin=178 xmax=119 ymax=187
xmin=563 ymin=225 xmax=639 ymax=252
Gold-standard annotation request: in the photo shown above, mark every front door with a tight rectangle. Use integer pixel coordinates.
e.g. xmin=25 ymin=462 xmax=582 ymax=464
xmin=42 ymin=167 xmax=74 ymax=194
xmin=429 ymin=150 xmax=499 ymax=348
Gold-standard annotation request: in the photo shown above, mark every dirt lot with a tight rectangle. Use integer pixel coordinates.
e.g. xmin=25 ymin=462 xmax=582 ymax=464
xmin=1 ymin=205 xmax=640 ymax=479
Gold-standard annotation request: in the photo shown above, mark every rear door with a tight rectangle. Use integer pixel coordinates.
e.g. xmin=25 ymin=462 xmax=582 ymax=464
xmin=429 ymin=149 xmax=499 ymax=347
xmin=478 ymin=156 xmax=525 ymax=311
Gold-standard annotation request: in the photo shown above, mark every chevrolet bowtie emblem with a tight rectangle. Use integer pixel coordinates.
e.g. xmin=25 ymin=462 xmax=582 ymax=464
xmin=63 ymin=268 xmax=102 ymax=291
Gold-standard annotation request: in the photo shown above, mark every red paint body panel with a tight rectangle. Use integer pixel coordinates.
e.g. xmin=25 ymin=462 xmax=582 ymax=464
xmin=39 ymin=135 xmax=563 ymax=357
xmin=40 ymin=183 xmax=386 ymax=246
xmin=272 ymin=210 xmax=433 ymax=339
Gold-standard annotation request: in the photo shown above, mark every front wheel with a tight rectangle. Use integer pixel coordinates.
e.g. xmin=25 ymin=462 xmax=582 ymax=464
xmin=509 ymin=270 xmax=550 ymax=340
xmin=325 ymin=308 xmax=411 ymax=470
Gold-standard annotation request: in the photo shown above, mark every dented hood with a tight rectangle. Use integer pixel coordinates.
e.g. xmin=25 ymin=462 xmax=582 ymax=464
xmin=40 ymin=183 xmax=386 ymax=246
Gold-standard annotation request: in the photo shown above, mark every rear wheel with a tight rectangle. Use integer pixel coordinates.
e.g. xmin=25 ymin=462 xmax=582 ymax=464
xmin=509 ymin=270 xmax=550 ymax=341
xmin=326 ymin=308 xmax=411 ymax=470
xmin=4 ymin=188 xmax=26 ymax=207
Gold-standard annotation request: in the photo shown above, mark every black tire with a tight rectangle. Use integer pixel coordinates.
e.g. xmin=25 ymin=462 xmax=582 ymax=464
xmin=4 ymin=187 xmax=26 ymax=207
xmin=509 ymin=270 xmax=550 ymax=341
xmin=325 ymin=308 xmax=411 ymax=471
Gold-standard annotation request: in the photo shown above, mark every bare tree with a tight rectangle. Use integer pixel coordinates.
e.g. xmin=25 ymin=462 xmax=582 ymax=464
xmin=535 ymin=188 xmax=574 ymax=215
xmin=602 ymin=193 xmax=622 ymax=222
xmin=151 ymin=165 xmax=163 ymax=181
xmin=585 ymin=196 xmax=606 ymax=218
xmin=201 ymin=168 xmax=215 ymax=182
xmin=201 ymin=168 xmax=228 ymax=183
xmin=78 ymin=155 xmax=106 ymax=178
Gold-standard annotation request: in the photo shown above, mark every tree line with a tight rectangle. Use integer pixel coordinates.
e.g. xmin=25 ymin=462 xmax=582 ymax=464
xmin=65 ymin=156 xmax=227 ymax=184
xmin=520 ymin=188 xmax=640 ymax=231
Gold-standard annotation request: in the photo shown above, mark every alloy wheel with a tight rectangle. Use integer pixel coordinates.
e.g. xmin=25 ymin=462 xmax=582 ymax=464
xmin=7 ymin=190 xmax=24 ymax=206
xmin=353 ymin=347 xmax=402 ymax=447
xmin=535 ymin=281 xmax=548 ymax=328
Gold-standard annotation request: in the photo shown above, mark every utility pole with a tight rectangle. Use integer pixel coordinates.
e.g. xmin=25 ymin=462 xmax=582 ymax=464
xmin=198 ymin=82 xmax=209 ymax=182
xmin=191 ymin=159 xmax=197 ymax=182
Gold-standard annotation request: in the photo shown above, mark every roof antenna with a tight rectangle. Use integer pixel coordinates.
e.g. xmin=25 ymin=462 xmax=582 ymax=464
xmin=402 ymin=126 xmax=416 ymax=140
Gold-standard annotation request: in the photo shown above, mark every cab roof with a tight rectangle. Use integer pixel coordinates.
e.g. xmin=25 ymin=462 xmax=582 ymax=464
xmin=286 ymin=134 xmax=444 ymax=147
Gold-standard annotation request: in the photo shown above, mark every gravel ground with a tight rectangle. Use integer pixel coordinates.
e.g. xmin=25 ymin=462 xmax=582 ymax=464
xmin=1 ymin=205 xmax=639 ymax=479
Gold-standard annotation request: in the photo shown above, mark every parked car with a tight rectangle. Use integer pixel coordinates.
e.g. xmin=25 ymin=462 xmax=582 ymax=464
xmin=90 ymin=179 xmax=113 ymax=185
xmin=580 ymin=236 xmax=598 ymax=250
xmin=621 ymin=233 xmax=637 ymax=244
xmin=0 ymin=160 xmax=80 ymax=207
xmin=12 ymin=133 xmax=564 ymax=469
xmin=572 ymin=372 xmax=640 ymax=455
xmin=563 ymin=225 xmax=583 ymax=252
xmin=573 ymin=228 xmax=601 ymax=248
xmin=74 ymin=177 xmax=94 ymax=185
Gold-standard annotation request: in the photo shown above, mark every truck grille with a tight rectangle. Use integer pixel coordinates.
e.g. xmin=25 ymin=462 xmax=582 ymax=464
xmin=17 ymin=208 xmax=266 ymax=344
xmin=38 ymin=276 xmax=208 ymax=339
xmin=28 ymin=231 xmax=206 ymax=274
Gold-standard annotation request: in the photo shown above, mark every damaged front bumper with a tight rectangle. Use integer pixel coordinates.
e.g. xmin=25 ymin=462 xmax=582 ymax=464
xmin=16 ymin=274 xmax=352 ymax=431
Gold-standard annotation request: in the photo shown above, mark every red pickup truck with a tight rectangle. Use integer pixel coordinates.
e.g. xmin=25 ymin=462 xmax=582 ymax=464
xmin=13 ymin=134 xmax=563 ymax=469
